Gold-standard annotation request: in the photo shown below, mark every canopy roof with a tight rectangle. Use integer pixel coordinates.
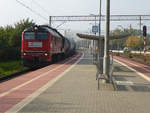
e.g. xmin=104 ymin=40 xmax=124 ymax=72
xmin=76 ymin=33 xmax=130 ymax=40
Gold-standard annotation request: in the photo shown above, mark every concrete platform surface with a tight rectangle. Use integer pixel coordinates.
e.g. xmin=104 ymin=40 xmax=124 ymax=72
xmin=8 ymin=51 xmax=150 ymax=113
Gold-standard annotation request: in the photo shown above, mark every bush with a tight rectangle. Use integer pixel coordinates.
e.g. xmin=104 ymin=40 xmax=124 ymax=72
xmin=0 ymin=47 xmax=21 ymax=61
xmin=0 ymin=18 xmax=35 ymax=61
xmin=0 ymin=60 xmax=27 ymax=77
xmin=123 ymin=47 xmax=131 ymax=54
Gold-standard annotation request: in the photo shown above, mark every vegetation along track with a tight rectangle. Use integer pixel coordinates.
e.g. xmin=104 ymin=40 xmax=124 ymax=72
xmin=0 ymin=61 xmax=53 ymax=83
xmin=113 ymin=51 xmax=150 ymax=66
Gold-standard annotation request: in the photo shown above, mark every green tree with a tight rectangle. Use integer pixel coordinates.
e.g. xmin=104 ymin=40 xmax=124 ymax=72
xmin=0 ymin=18 xmax=35 ymax=61
xmin=111 ymin=28 xmax=127 ymax=50
xmin=111 ymin=27 xmax=143 ymax=50
xmin=125 ymin=36 xmax=140 ymax=50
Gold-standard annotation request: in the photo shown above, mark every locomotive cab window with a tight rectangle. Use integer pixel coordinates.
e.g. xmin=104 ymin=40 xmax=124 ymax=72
xmin=24 ymin=32 xmax=34 ymax=40
xmin=36 ymin=32 xmax=48 ymax=40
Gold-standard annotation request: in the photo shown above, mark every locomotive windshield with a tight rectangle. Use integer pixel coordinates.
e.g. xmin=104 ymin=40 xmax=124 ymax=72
xmin=24 ymin=32 xmax=48 ymax=40
xmin=24 ymin=32 xmax=34 ymax=40
xmin=36 ymin=32 xmax=48 ymax=40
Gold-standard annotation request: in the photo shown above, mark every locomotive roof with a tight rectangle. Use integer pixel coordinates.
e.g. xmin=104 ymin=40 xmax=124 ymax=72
xmin=41 ymin=25 xmax=65 ymax=39
xmin=24 ymin=25 xmax=65 ymax=39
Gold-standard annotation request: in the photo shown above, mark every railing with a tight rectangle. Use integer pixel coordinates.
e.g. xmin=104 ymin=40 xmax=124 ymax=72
xmin=96 ymin=51 xmax=116 ymax=90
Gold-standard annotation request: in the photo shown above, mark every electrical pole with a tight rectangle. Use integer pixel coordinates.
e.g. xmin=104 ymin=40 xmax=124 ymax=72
xmin=94 ymin=15 xmax=97 ymax=63
xmin=103 ymin=0 xmax=110 ymax=81
xmin=139 ymin=16 xmax=142 ymax=37
xmin=49 ymin=16 xmax=52 ymax=27
xmin=139 ymin=16 xmax=142 ymax=54
xmin=98 ymin=0 xmax=104 ymax=74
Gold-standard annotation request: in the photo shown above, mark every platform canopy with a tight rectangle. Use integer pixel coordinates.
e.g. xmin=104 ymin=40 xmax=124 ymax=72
xmin=76 ymin=33 xmax=130 ymax=40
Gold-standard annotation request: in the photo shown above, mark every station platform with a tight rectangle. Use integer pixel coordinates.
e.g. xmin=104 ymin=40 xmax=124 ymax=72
xmin=7 ymin=50 xmax=150 ymax=113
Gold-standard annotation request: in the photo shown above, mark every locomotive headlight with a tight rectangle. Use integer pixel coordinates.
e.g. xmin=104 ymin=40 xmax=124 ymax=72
xmin=23 ymin=52 xmax=27 ymax=56
xmin=44 ymin=53 xmax=48 ymax=56
xmin=34 ymin=26 xmax=38 ymax=30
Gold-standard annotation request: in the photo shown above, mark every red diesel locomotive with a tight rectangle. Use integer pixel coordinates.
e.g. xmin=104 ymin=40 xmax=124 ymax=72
xmin=21 ymin=25 xmax=76 ymax=67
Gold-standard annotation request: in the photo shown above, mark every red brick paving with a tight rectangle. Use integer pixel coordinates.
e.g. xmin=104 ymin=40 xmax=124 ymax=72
xmin=0 ymin=53 xmax=82 ymax=113
xmin=114 ymin=56 xmax=150 ymax=78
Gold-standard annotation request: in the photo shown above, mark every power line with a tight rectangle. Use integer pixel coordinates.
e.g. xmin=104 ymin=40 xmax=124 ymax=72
xmin=16 ymin=0 xmax=48 ymax=22
xmin=31 ymin=0 xmax=51 ymax=16
xmin=55 ymin=21 xmax=67 ymax=28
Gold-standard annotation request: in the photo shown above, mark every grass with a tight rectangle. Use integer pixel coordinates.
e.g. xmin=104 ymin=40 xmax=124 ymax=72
xmin=0 ymin=60 xmax=28 ymax=77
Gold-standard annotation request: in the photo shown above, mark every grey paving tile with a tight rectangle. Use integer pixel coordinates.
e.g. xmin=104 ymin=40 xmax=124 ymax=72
xmin=19 ymin=51 xmax=150 ymax=113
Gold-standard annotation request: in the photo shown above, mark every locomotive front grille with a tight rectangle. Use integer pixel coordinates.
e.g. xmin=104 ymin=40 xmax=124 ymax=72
xmin=33 ymin=56 xmax=39 ymax=62
xmin=24 ymin=51 xmax=46 ymax=55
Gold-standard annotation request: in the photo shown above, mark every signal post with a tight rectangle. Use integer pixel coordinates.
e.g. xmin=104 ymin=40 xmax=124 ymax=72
xmin=143 ymin=25 xmax=147 ymax=62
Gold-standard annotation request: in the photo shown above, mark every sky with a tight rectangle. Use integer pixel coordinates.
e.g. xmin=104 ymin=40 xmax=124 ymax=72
xmin=0 ymin=0 xmax=150 ymax=34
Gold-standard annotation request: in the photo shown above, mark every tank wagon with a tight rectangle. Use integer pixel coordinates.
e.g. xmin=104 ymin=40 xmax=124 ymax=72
xmin=21 ymin=25 xmax=76 ymax=67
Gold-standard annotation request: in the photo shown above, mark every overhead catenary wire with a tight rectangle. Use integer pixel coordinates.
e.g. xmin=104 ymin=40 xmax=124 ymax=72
xmin=16 ymin=0 xmax=48 ymax=22
xmin=31 ymin=0 xmax=51 ymax=16
xmin=55 ymin=21 xmax=67 ymax=29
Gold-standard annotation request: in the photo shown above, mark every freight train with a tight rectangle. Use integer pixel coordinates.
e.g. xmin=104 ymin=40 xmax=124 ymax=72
xmin=21 ymin=25 xmax=76 ymax=67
